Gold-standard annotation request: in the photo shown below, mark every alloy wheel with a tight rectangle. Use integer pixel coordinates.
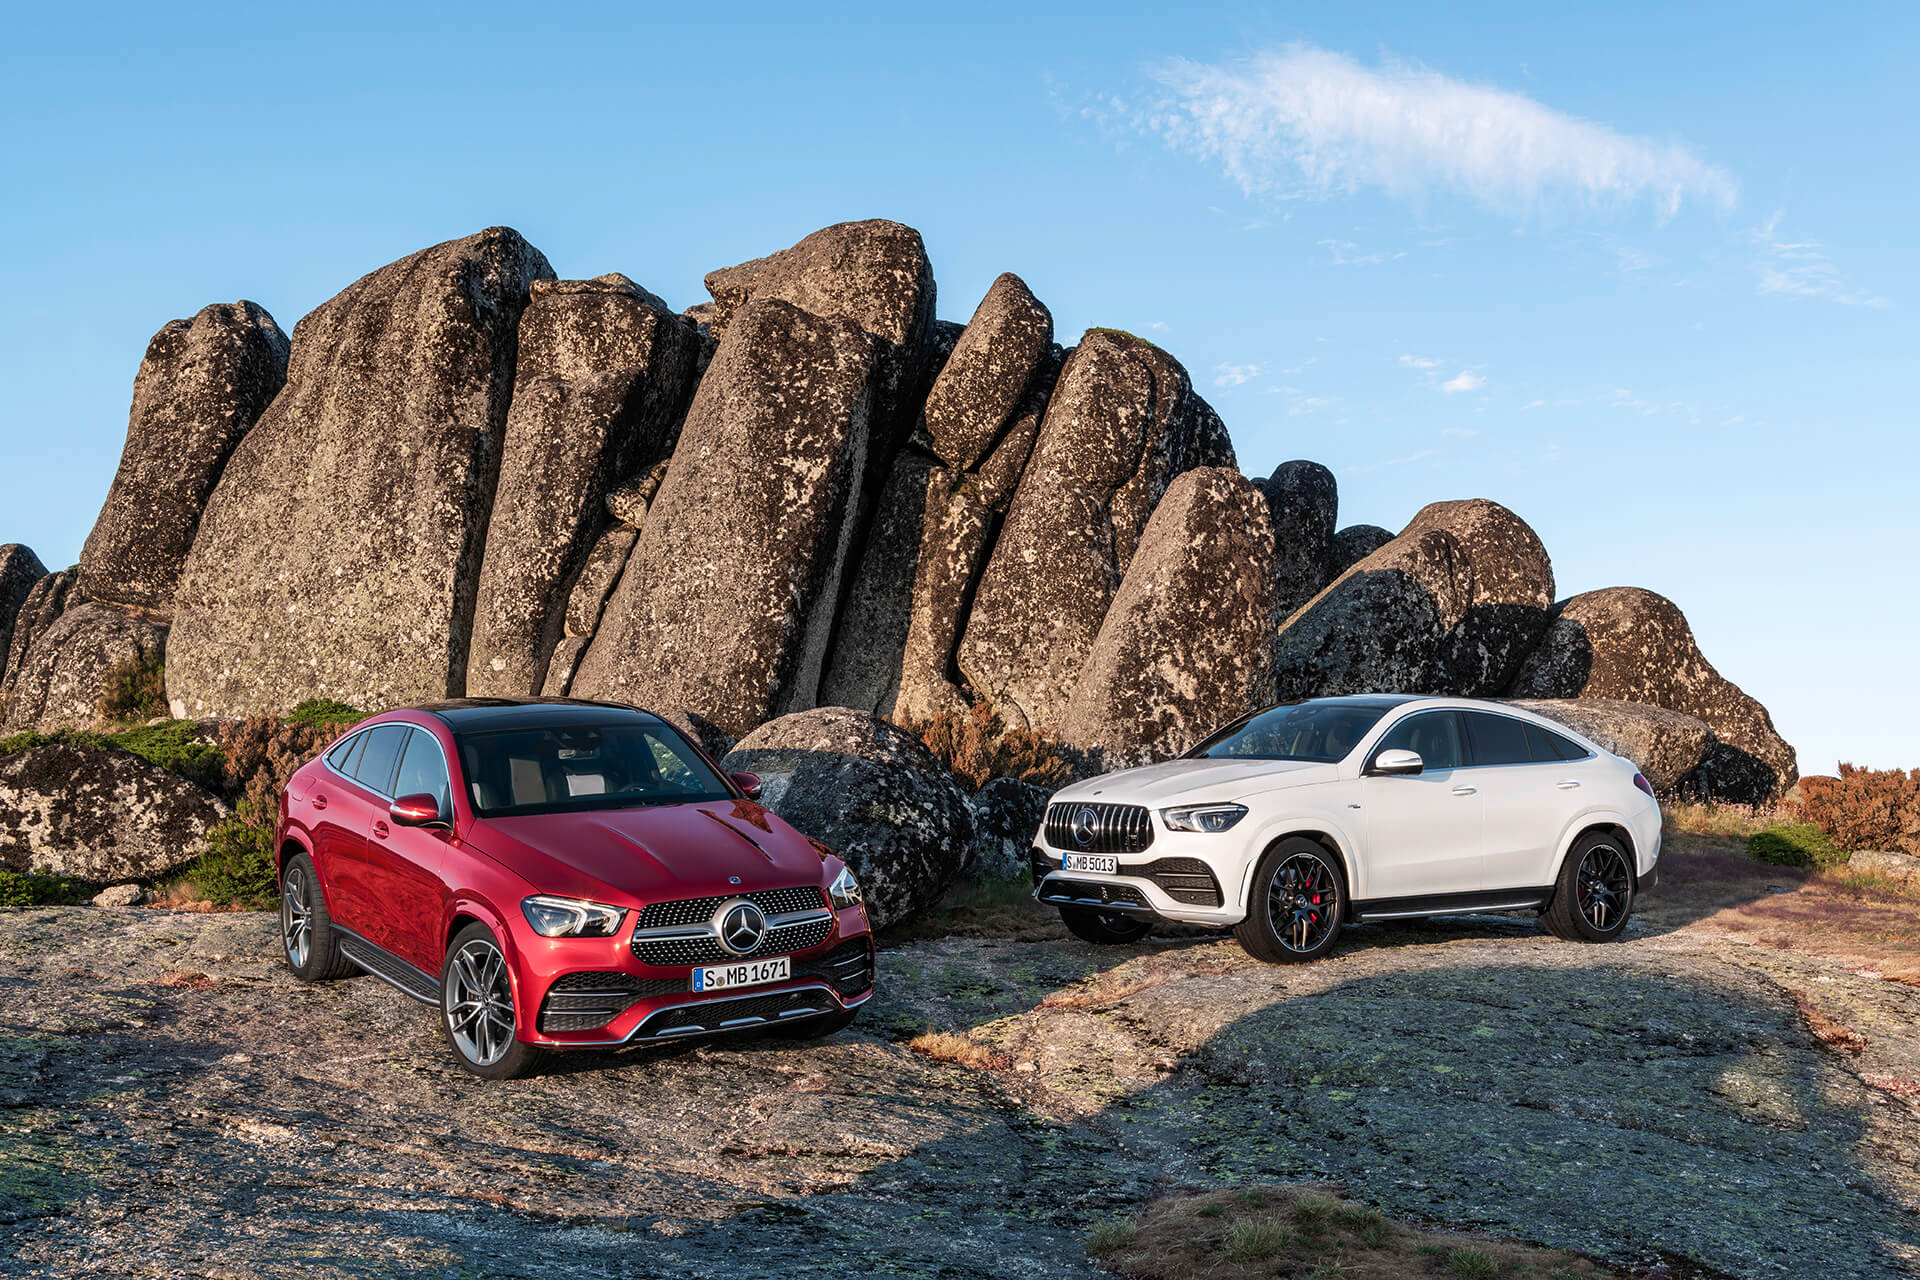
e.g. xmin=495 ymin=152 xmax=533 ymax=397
xmin=1268 ymin=852 xmax=1339 ymax=953
xmin=445 ymin=939 xmax=516 ymax=1067
xmin=281 ymin=866 xmax=312 ymax=968
xmin=1576 ymin=843 xmax=1632 ymax=931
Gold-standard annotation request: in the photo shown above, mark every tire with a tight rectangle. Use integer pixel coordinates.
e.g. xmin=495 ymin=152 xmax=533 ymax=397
xmin=1059 ymin=906 xmax=1154 ymax=945
xmin=768 ymin=1006 xmax=858 ymax=1039
xmin=280 ymin=853 xmax=355 ymax=981
xmin=1233 ymin=838 xmax=1346 ymax=964
xmin=1542 ymin=831 xmax=1635 ymax=943
xmin=440 ymin=922 xmax=546 ymax=1080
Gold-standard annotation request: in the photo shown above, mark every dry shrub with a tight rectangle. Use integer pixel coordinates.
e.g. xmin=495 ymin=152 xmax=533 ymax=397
xmin=1784 ymin=988 xmax=1869 ymax=1056
xmin=907 ymin=1031 xmax=1014 ymax=1071
xmin=1794 ymin=764 xmax=1920 ymax=856
xmin=895 ymin=699 xmax=1077 ymax=793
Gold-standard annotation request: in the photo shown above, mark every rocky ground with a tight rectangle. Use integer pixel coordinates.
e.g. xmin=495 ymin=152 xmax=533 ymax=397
xmin=4 ymin=844 xmax=1919 ymax=1279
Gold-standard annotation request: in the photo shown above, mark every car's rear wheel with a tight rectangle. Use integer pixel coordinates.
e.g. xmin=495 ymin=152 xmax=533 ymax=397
xmin=440 ymin=922 xmax=545 ymax=1080
xmin=768 ymin=1007 xmax=858 ymax=1039
xmin=1234 ymin=838 xmax=1346 ymax=964
xmin=1059 ymin=906 xmax=1154 ymax=944
xmin=280 ymin=853 xmax=355 ymax=981
xmin=1542 ymin=832 xmax=1635 ymax=943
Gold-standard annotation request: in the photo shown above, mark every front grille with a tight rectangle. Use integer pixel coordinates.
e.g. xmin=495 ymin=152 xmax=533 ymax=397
xmin=1038 ymin=878 xmax=1150 ymax=909
xmin=637 ymin=886 xmax=825 ymax=930
xmin=631 ymin=914 xmax=835 ymax=968
xmin=538 ymin=971 xmax=667 ymax=1033
xmin=1144 ymin=856 xmax=1223 ymax=907
xmin=638 ymin=987 xmax=841 ymax=1039
xmin=1044 ymin=802 xmax=1155 ymax=854
xmin=798 ymin=939 xmax=873 ymax=997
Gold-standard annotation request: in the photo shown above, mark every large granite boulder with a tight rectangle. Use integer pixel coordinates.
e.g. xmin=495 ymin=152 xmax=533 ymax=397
xmin=539 ymin=523 xmax=639 ymax=696
xmin=957 ymin=330 xmax=1234 ymax=731
xmin=0 ymin=742 xmax=229 ymax=881
xmin=700 ymin=219 xmax=935 ymax=442
xmin=1329 ymin=524 xmax=1393 ymax=575
xmin=76 ymin=302 xmax=289 ymax=615
xmin=1273 ymin=499 xmax=1555 ymax=702
xmin=1 ymin=603 xmax=166 ymax=732
xmin=821 ymin=274 xmax=1059 ymax=719
xmin=721 ymin=707 xmax=974 ymax=930
xmin=1263 ymin=460 xmax=1338 ymax=619
xmin=168 ymin=228 xmax=554 ymax=718
xmin=0 ymin=545 xmax=46 ymax=689
xmin=570 ymin=299 xmax=878 ymax=737
xmin=1508 ymin=698 xmax=1718 ymax=792
xmin=0 ymin=569 xmax=75 ymax=714
xmin=1508 ymin=587 xmax=1797 ymax=802
xmin=466 ymin=275 xmax=700 ymax=697
xmin=1061 ymin=468 xmax=1278 ymax=765
xmin=967 ymin=776 xmax=1052 ymax=880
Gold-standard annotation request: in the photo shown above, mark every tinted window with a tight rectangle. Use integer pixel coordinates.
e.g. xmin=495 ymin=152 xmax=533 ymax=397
xmin=393 ymin=727 xmax=453 ymax=814
xmin=1372 ymin=711 xmax=1463 ymax=770
xmin=1464 ymin=712 xmax=1531 ymax=766
xmin=325 ymin=732 xmax=366 ymax=775
xmin=349 ymin=724 xmax=409 ymax=795
xmin=455 ymin=719 xmax=731 ymax=817
xmin=1188 ymin=701 xmax=1393 ymax=763
xmin=1539 ymin=725 xmax=1589 ymax=761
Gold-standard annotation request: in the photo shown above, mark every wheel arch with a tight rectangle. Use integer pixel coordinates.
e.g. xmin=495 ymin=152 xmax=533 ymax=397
xmin=1234 ymin=826 xmax=1358 ymax=917
xmin=1549 ymin=819 xmax=1640 ymax=891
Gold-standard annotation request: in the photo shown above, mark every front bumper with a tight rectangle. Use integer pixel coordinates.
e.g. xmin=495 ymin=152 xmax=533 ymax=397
xmin=1029 ymin=846 xmax=1244 ymax=926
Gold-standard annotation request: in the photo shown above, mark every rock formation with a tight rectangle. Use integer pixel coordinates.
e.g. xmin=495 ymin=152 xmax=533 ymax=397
xmin=0 ymin=742 xmax=229 ymax=880
xmin=570 ymin=299 xmax=878 ymax=736
xmin=466 ymin=275 xmax=700 ymax=697
xmin=1509 ymin=698 xmax=1717 ymax=792
xmin=1 ymin=603 xmax=166 ymax=732
xmin=0 ymin=569 xmax=74 ymax=715
xmin=0 ymin=544 xmax=46 ymax=689
xmin=1329 ymin=524 xmax=1393 ymax=575
xmin=1274 ymin=499 xmax=1554 ymax=702
xmin=75 ymin=302 xmax=289 ymax=615
xmin=1262 ymin=461 xmax=1339 ymax=620
xmin=1508 ymin=587 xmax=1796 ymax=802
xmin=722 ymin=707 xmax=973 ymax=929
xmin=167 ymin=228 xmax=554 ymax=718
xmin=1061 ymin=468 xmax=1277 ymax=765
xmin=966 ymin=776 xmax=1052 ymax=880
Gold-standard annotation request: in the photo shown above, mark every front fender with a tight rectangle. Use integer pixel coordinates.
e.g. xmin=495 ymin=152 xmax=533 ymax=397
xmin=1232 ymin=813 xmax=1365 ymax=910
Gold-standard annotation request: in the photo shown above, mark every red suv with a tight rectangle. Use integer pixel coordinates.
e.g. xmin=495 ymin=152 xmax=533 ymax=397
xmin=274 ymin=699 xmax=874 ymax=1078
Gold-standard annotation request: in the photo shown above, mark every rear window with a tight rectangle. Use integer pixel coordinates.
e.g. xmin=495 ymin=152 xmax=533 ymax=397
xmin=1525 ymin=722 xmax=1590 ymax=762
xmin=349 ymin=724 xmax=410 ymax=795
xmin=1463 ymin=712 xmax=1531 ymax=766
xmin=455 ymin=719 xmax=731 ymax=817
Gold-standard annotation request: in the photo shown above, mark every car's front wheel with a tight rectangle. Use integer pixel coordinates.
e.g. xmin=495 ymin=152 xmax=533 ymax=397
xmin=440 ymin=922 xmax=545 ymax=1080
xmin=1233 ymin=838 xmax=1346 ymax=964
xmin=1059 ymin=906 xmax=1153 ymax=944
xmin=1542 ymin=832 xmax=1635 ymax=943
xmin=280 ymin=853 xmax=355 ymax=981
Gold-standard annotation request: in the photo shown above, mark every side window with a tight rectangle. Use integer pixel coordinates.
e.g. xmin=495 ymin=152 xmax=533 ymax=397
xmin=1371 ymin=712 xmax=1463 ymax=770
xmin=349 ymin=724 xmax=409 ymax=796
xmin=1464 ymin=712 xmax=1531 ymax=766
xmin=326 ymin=732 xmax=366 ymax=775
xmin=392 ymin=727 xmax=453 ymax=813
xmin=1539 ymin=725 xmax=1590 ymax=761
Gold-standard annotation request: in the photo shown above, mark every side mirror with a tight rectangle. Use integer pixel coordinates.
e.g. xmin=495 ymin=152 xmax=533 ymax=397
xmin=390 ymin=793 xmax=446 ymax=827
xmin=730 ymin=771 xmax=764 ymax=800
xmin=1367 ymin=748 xmax=1425 ymax=777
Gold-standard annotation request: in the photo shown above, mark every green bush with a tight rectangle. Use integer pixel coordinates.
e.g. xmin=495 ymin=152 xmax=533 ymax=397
xmin=178 ymin=803 xmax=277 ymax=908
xmin=287 ymin=698 xmax=365 ymax=728
xmin=96 ymin=650 xmax=167 ymax=722
xmin=0 ymin=722 xmax=224 ymax=792
xmin=1748 ymin=822 xmax=1849 ymax=871
xmin=0 ymin=870 xmax=92 ymax=908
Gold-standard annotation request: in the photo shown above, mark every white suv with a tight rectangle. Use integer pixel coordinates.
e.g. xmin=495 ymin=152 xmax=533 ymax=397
xmin=1031 ymin=695 xmax=1662 ymax=963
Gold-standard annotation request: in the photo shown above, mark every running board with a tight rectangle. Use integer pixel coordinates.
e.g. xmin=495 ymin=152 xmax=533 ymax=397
xmin=1351 ymin=887 xmax=1552 ymax=923
xmin=336 ymin=930 xmax=442 ymax=1004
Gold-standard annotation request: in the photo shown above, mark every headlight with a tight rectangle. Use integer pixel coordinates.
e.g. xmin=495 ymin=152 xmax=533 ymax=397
xmin=521 ymin=895 xmax=627 ymax=938
xmin=1161 ymin=803 xmax=1248 ymax=834
xmin=828 ymin=865 xmax=863 ymax=910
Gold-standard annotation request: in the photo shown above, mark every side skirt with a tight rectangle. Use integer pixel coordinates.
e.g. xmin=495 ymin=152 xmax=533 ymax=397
xmin=335 ymin=927 xmax=442 ymax=1004
xmin=1351 ymin=887 xmax=1554 ymax=923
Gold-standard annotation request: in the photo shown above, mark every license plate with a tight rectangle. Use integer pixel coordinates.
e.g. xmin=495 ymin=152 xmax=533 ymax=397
xmin=1062 ymin=853 xmax=1119 ymax=874
xmin=692 ymin=956 xmax=790 ymax=992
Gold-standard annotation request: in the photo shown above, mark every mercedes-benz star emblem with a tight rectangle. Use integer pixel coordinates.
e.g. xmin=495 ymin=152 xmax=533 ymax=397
xmin=715 ymin=900 xmax=768 ymax=956
xmin=1071 ymin=806 xmax=1098 ymax=847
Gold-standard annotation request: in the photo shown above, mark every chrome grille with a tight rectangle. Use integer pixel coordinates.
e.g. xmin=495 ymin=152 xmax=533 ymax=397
xmin=637 ymin=886 xmax=825 ymax=930
xmin=1044 ymin=802 xmax=1154 ymax=853
xmin=631 ymin=914 xmax=834 ymax=968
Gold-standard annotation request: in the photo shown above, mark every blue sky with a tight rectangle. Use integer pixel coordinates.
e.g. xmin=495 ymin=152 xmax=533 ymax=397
xmin=2 ymin=2 xmax=1914 ymax=776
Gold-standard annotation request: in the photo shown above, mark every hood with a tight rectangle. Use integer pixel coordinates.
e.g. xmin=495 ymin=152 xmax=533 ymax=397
xmin=1052 ymin=757 xmax=1339 ymax=807
xmin=468 ymin=799 xmax=826 ymax=906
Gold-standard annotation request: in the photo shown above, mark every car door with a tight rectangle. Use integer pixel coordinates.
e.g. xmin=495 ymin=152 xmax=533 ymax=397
xmin=362 ymin=725 xmax=455 ymax=975
xmin=1462 ymin=711 xmax=1566 ymax=892
xmin=1357 ymin=710 xmax=1484 ymax=898
xmin=306 ymin=730 xmax=374 ymax=927
xmin=325 ymin=723 xmax=409 ymax=938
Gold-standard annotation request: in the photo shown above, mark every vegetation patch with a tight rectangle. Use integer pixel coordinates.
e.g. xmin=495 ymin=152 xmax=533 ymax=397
xmin=1748 ymin=822 xmax=1847 ymax=871
xmin=0 ymin=721 xmax=223 ymax=791
xmin=95 ymin=650 xmax=167 ymax=723
xmin=907 ymin=1030 xmax=1014 ymax=1071
xmin=0 ymin=871 xmax=93 ymax=909
xmin=1086 ymin=1185 xmax=1620 ymax=1280
xmin=1794 ymin=764 xmax=1920 ymax=857
xmin=894 ymin=699 xmax=1077 ymax=792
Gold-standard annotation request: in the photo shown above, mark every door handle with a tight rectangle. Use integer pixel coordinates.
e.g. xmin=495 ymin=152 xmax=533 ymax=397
xmin=312 ymin=794 xmax=328 ymax=811
xmin=372 ymin=821 xmax=389 ymax=839
xmin=1557 ymin=780 xmax=1581 ymax=790
xmin=1451 ymin=785 xmax=1477 ymax=796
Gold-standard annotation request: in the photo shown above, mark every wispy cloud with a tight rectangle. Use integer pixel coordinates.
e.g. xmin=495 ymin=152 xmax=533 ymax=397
xmin=1213 ymin=362 xmax=1261 ymax=386
xmin=1520 ymin=399 xmax=1546 ymax=411
xmin=1751 ymin=212 xmax=1887 ymax=307
xmin=1127 ymin=45 xmax=1737 ymax=218
xmin=1399 ymin=354 xmax=1442 ymax=369
xmin=1441 ymin=371 xmax=1485 ymax=394
xmin=1321 ymin=238 xmax=1405 ymax=266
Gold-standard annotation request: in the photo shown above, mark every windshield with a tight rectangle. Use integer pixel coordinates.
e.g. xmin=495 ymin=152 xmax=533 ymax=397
xmin=1186 ymin=701 xmax=1393 ymax=763
xmin=455 ymin=719 xmax=732 ymax=817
